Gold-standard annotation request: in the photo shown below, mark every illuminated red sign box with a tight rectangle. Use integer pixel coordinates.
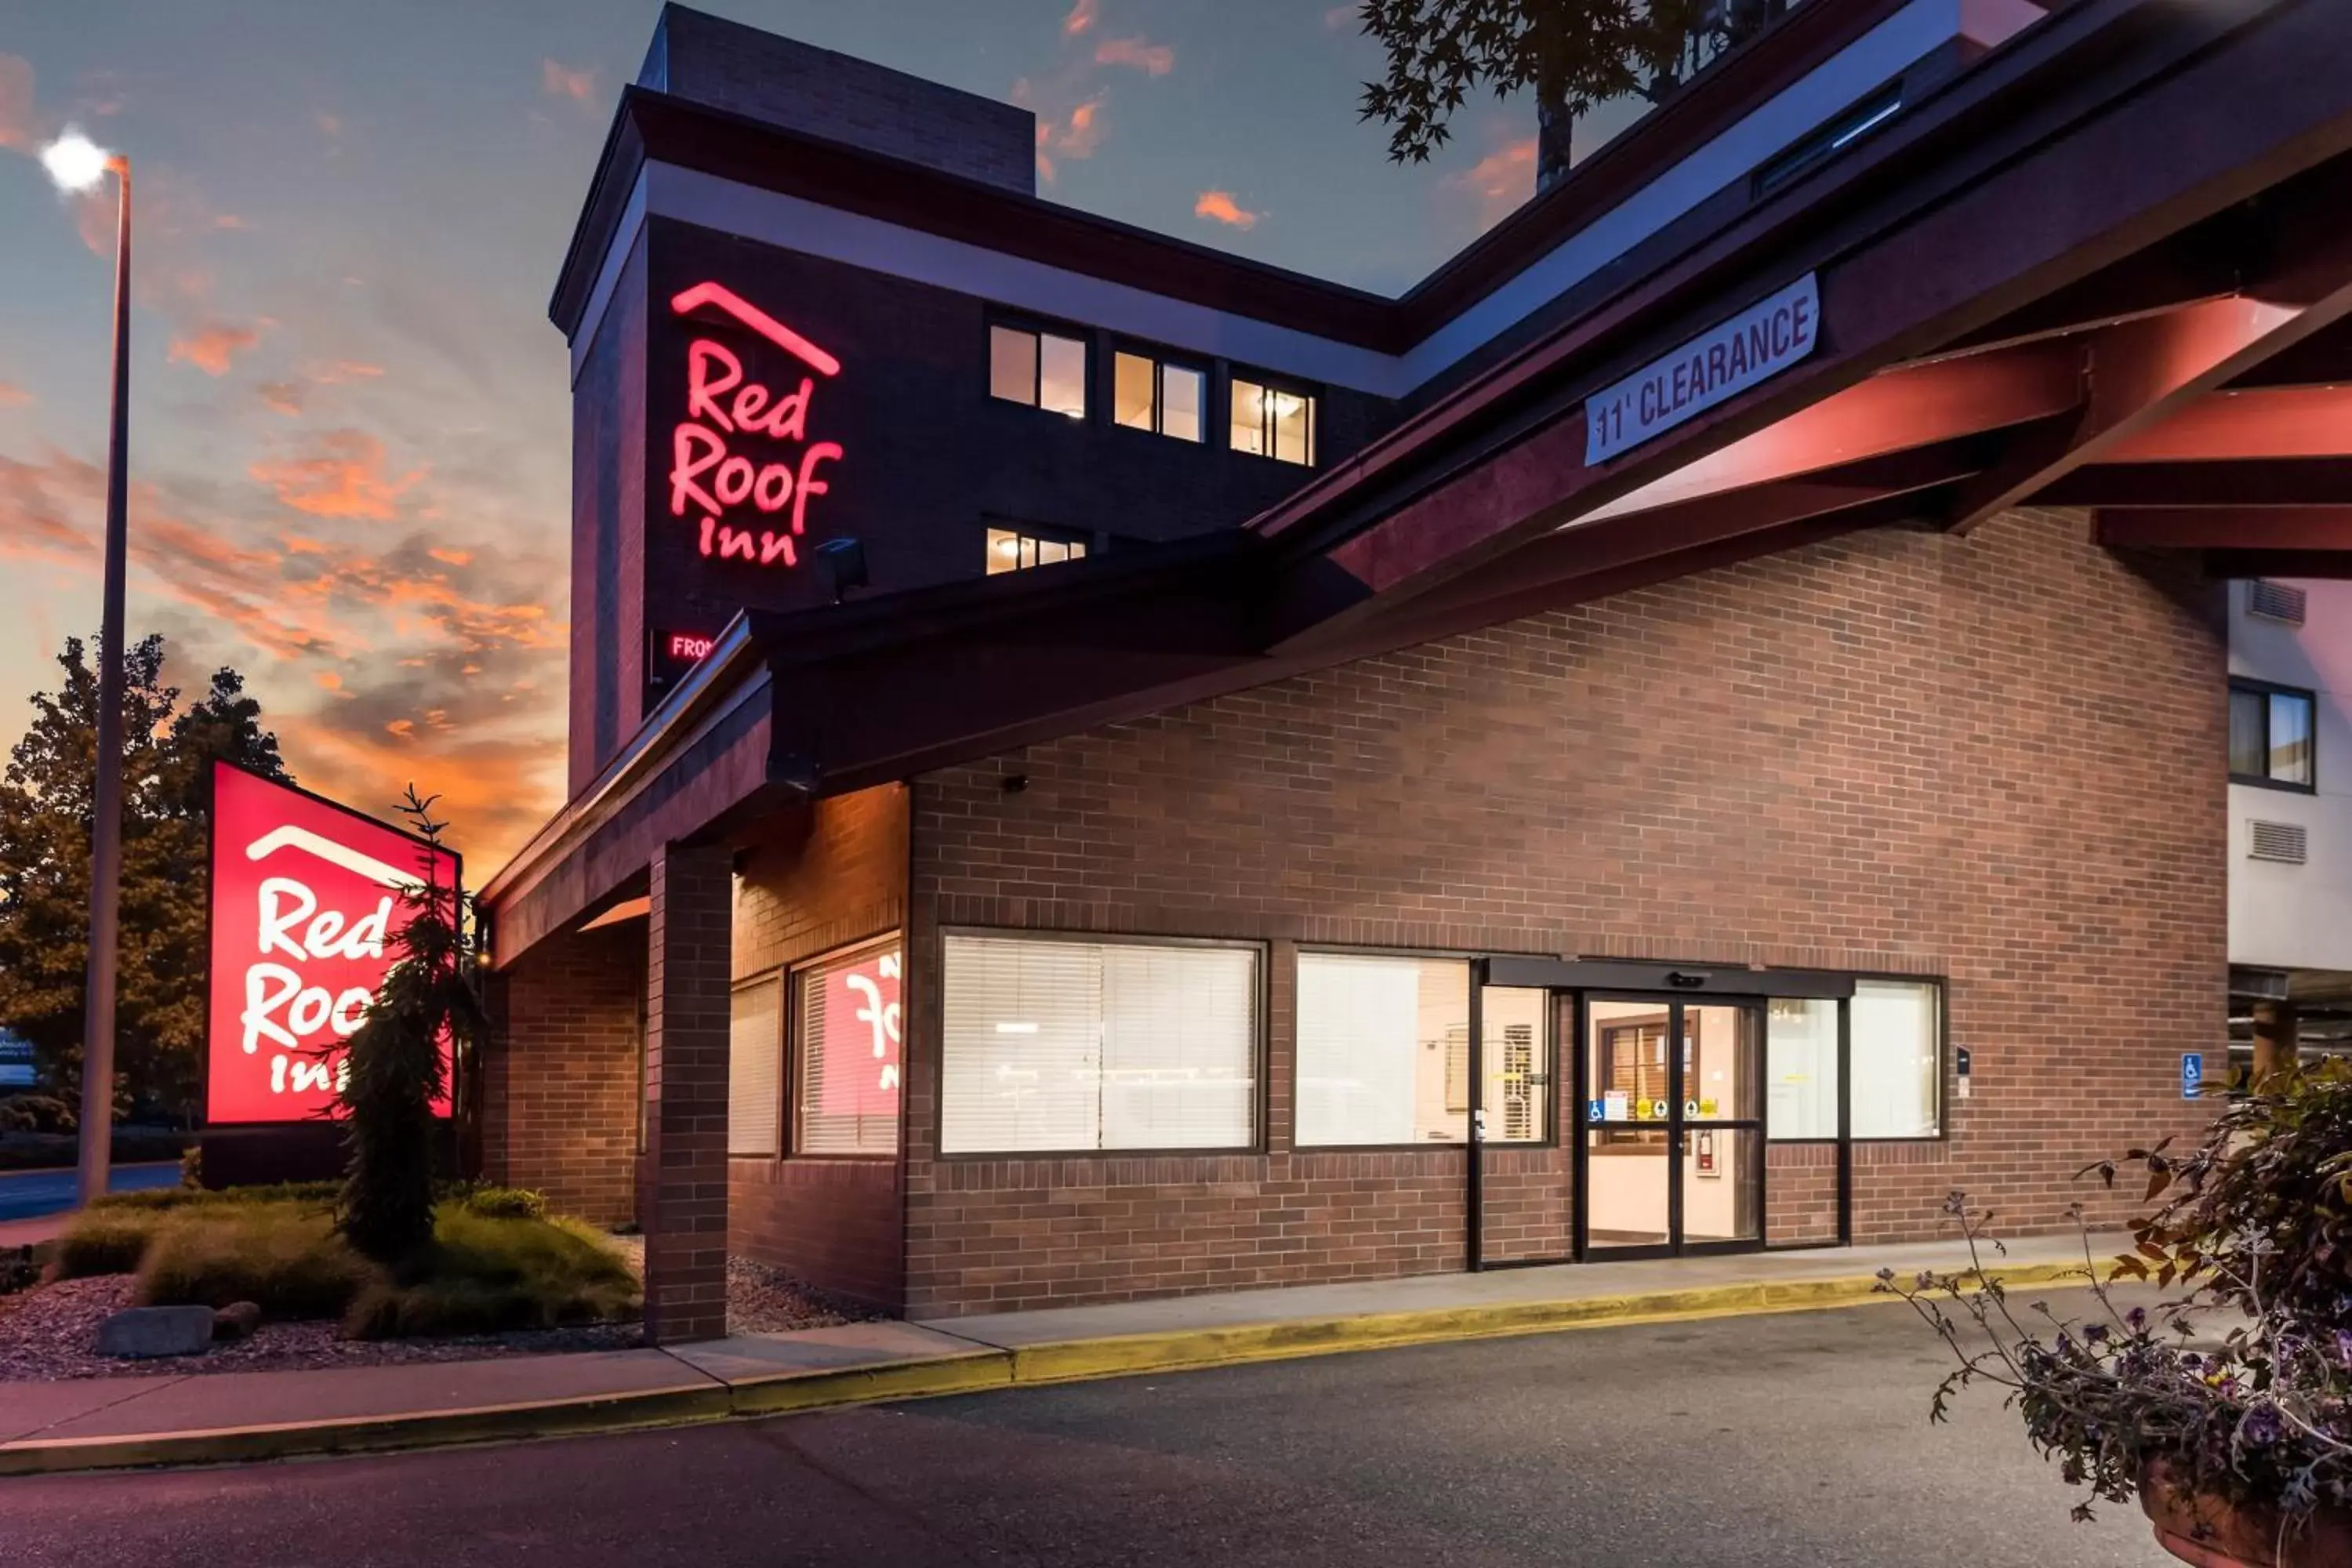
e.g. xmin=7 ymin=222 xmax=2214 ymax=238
xmin=668 ymin=281 xmax=843 ymax=571
xmin=205 ymin=761 xmax=460 ymax=1124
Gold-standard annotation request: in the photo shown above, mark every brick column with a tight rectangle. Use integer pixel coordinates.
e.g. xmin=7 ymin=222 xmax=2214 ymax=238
xmin=640 ymin=841 xmax=733 ymax=1343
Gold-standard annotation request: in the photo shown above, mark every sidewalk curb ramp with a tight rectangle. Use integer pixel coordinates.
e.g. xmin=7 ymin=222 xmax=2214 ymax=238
xmin=0 ymin=1260 xmax=2092 ymax=1475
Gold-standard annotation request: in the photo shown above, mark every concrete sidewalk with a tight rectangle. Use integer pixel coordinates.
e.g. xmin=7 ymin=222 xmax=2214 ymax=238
xmin=0 ymin=1232 xmax=2102 ymax=1475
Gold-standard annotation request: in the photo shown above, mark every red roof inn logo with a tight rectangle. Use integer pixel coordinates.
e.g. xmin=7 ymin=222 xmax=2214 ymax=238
xmin=205 ymin=762 xmax=459 ymax=1124
xmin=668 ymin=281 xmax=844 ymax=570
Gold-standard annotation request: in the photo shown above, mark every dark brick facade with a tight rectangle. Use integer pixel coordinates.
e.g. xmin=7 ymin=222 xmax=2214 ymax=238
xmin=726 ymin=786 xmax=911 ymax=1310
xmin=895 ymin=509 xmax=2225 ymax=1316
xmin=641 ymin=842 xmax=735 ymax=1342
xmin=482 ymin=923 xmax=643 ymax=1228
xmin=568 ymin=215 xmax=1394 ymax=789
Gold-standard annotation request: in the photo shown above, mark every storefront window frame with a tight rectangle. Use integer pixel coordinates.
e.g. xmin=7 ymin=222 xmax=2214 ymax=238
xmin=1840 ymin=972 xmax=1947 ymax=1145
xmin=935 ymin=925 xmax=1270 ymax=1160
xmin=1291 ymin=944 xmax=1557 ymax=1152
xmin=786 ymin=930 xmax=906 ymax=1161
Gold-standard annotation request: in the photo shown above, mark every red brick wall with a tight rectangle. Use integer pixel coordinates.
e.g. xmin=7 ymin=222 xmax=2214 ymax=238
xmin=483 ymin=922 xmax=644 ymax=1227
xmin=900 ymin=510 xmax=2224 ymax=1316
xmin=727 ymin=785 xmax=909 ymax=1309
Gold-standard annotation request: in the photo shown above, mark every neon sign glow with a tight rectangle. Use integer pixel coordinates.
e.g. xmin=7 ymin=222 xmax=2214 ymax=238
xmin=668 ymin=281 xmax=844 ymax=571
xmin=206 ymin=762 xmax=459 ymax=1124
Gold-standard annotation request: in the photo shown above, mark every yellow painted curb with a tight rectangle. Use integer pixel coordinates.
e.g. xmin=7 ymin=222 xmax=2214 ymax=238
xmin=0 ymin=1381 xmax=736 ymax=1478
xmin=1004 ymin=1260 xmax=2098 ymax=1385
xmin=728 ymin=1349 xmax=1014 ymax=1415
xmin=0 ymin=1258 xmax=2096 ymax=1475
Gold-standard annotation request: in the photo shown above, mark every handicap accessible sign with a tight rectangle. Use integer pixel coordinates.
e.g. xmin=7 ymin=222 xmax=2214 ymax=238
xmin=2182 ymin=1053 xmax=2203 ymax=1099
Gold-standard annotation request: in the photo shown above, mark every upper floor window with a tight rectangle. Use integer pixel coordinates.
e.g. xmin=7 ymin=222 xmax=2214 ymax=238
xmin=1231 ymin=376 xmax=1316 ymax=466
xmin=985 ymin=522 xmax=1088 ymax=575
xmin=1114 ymin=350 xmax=1205 ymax=442
xmin=989 ymin=324 xmax=1087 ymax=419
xmin=2230 ymin=680 xmax=2316 ymax=790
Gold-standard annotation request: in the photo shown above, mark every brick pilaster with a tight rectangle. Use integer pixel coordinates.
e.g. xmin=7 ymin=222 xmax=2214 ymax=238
xmin=640 ymin=840 xmax=733 ymax=1343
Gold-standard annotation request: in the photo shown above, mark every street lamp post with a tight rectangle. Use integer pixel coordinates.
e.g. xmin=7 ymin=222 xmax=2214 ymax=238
xmin=42 ymin=131 xmax=132 ymax=1209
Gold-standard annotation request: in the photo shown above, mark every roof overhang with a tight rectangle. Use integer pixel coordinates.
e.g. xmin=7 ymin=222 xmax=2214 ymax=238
xmin=488 ymin=0 xmax=2352 ymax=964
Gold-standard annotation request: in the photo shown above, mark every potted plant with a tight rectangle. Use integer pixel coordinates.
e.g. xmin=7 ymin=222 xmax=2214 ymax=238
xmin=1884 ymin=1060 xmax=2352 ymax=1567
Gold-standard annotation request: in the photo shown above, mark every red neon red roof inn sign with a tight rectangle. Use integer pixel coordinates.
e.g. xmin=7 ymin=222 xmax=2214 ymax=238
xmin=205 ymin=762 xmax=460 ymax=1125
xmin=669 ymin=281 xmax=844 ymax=571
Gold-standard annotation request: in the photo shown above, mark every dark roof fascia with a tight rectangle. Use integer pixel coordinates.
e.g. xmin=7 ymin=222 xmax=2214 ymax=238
xmin=546 ymin=0 xmax=2013 ymax=354
xmin=549 ymin=88 xmax=1398 ymax=348
xmin=1229 ymin=0 xmax=2205 ymax=568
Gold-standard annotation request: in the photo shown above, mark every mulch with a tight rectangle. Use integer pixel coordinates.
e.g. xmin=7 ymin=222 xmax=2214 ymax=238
xmin=0 ymin=1241 xmax=879 ymax=1383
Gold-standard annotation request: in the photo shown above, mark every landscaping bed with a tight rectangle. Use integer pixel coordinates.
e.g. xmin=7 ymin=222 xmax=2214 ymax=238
xmin=0 ymin=1188 xmax=877 ymax=1381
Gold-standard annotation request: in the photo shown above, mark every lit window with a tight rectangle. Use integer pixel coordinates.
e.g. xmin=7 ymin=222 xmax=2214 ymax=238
xmin=1850 ymin=980 xmax=1940 ymax=1139
xmin=989 ymin=324 xmax=1087 ymax=419
xmin=1765 ymin=996 xmax=1838 ymax=1140
xmin=1230 ymin=376 xmax=1316 ymax=466
xmin=727 ymin=973 xmax=782 ymax=1157
xmin=941 ymin=934 xmax=1258 ymax=1153
xmin=985 ymin=525 xmax=1088 ymax=575
xmin=2230 ymin=680 xmax=2316 ymax=789
xmin=1294 ymin=953 xmax=1548 ymax=1146
xmin=1114 ymin=351 xmax=1206 ymax=442
xmin=793 ymin=936 xmax=902 ymax=1156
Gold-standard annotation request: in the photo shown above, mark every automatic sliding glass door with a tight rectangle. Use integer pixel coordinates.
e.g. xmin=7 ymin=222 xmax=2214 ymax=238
xmin=1580 ymin=996 xmax=1765 ymax=1258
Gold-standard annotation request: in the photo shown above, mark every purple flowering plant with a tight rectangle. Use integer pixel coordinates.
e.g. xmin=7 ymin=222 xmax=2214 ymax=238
xmin=1880 ymin=1058 xmax=2352 ymax=1528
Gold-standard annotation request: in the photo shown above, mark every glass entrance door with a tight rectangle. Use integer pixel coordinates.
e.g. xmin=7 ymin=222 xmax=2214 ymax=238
xmin=1580 ymin=996 xmax=1765 ymax=1258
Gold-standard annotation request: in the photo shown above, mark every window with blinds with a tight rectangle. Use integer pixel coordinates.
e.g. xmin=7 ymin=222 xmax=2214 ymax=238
xmin=1295 ymin=956 xmax=1550 ymax=1146
xmin=1296 ymin=953 xmax=1468 ymax=1145
xmin=793 ymin=936 xmax=903 ymax=1156
xmin=728 ymin=974 xmax=783 ymax=1157
xmin=940 ymin=934 xmax=1258 ymax=1154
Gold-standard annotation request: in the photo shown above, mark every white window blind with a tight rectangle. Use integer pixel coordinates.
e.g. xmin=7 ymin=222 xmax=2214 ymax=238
xmin=1296 ymin=953 xmax=1468 ymax=1145
xmin=1765 ymin=996 xmax=1839 ymax=1139
xmin=794 ymin=938 xmax=902 ymax=1156
xmin=727 ymin=974 xmax=782 ymax=1157
xmin=941 ymin=935 xmax=1258 ymax=1154
xmin=1851 ymin=979 xmax=1940 ymax=1138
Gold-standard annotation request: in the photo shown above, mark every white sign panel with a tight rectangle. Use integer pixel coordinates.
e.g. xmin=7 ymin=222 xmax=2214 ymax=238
xmin=1584 ymin=274 xmax=1821 ymax=464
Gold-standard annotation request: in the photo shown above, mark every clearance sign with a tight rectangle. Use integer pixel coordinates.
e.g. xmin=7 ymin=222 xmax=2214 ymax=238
xmin=1584 ymin=273 xmax=1820 ymax=464
xmin=205 ymin=761 xmax=460 ymax=1124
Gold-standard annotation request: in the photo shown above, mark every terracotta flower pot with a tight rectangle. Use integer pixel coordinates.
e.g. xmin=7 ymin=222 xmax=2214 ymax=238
xmin=2140 ymin=1457 xmax=2352 ymax=1568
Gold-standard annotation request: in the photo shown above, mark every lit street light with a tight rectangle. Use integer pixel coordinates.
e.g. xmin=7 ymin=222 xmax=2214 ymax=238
xmin=42 ymin=128 xmax=133 ymax=1208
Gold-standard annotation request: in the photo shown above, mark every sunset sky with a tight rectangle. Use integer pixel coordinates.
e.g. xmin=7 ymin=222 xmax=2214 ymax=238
xmin=0 ymin=0 xmax=1562 ymax=868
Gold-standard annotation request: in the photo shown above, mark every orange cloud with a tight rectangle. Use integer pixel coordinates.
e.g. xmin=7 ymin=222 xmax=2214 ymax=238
xmin=1450 ymin=137 xmax=1537 ymax=229
xmin=1194 ymin=190 xmax=1260 ymax=230
xmin=0 ymin=54 xmax=33 ymax=151
xmin=168 ymin=321 xmax=263 ymax=376
xmin=314 ymin=360 xmax=384 ymax=383
xmin=428 ymin=546 xmax=473 ymax=566
xmin=249 ymin=429 xmax=424 ymax=521
xmin=541 ymin=59 xmax=597 ymax=106
xmin=257 ymin=380 xmax=303 ymax=416
xmin=0 ymin=382 xmax=31 ymax=408
xmin=1094 ymin=37 xmax=1173 ymax=75
xmin=1063 ymin=0 xmax=1098 ymax=36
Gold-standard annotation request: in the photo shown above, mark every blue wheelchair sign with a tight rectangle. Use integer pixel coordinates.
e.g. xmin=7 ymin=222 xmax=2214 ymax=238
xmin=1587 ymin=1098 xmax=1606 ymax=1123
xmin=2181 ymin=1053 xmax=2203 ymax=1099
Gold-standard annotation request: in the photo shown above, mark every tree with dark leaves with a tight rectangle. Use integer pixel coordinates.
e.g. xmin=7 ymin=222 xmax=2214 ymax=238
xmin=336 ymin=789 xmax=484 ymax=1266
xmin=1357 ymin=0 xmax=1790 ymax=193
xmin=0 ymin=634 xmax=287 ymax=1121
